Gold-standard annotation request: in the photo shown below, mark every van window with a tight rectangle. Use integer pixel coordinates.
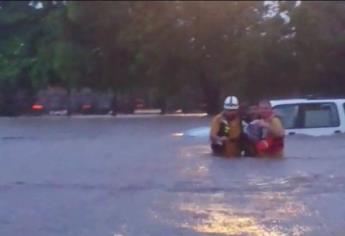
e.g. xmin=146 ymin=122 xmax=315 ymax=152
xmin=273 ymin=104 xmax=300 ymax=129
xmin=302 ymin=103 xmax=339 ymax=128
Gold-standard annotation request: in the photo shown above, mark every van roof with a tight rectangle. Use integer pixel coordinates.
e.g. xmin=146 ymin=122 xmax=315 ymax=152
xmin=270 ymin=98 xmax=345 ymax=106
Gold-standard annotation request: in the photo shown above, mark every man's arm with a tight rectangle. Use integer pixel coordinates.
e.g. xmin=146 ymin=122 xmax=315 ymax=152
xmin=267 ymin=117 xmax=285 ymax=137
xmin=210 ymin=116 xmax=224 ymax=143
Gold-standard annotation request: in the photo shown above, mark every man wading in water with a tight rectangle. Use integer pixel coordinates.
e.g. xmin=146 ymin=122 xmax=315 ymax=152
xmin=253 ymin=100 xmax=285 ymax=158
xmin=209 ymin=96 xmax=242 ymax=157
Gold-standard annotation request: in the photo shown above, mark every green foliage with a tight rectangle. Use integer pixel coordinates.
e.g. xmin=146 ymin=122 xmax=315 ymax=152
xmin=1 ymin=1 xmax=345 ymax=114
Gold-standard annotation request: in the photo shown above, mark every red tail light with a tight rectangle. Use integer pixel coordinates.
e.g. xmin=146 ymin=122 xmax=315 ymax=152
xmin=32 ymin=104 xmax=44 ymax=110
xmin=82 ymin=104 xmax=92 ymax=110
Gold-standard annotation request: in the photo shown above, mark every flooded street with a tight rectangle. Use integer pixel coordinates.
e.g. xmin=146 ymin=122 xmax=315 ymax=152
xmin=0 ymin=116 xmax=345 ymax=236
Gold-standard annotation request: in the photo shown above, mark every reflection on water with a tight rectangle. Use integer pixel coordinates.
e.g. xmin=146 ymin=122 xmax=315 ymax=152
xmin=182 ymin=165 xmax=209 ymax=178
xmin=179 ymin=145 xmax=211 ymax=158
xmin=173 ymin=143 xmax=313 ymax=235
xmin=171 ymin=132 xmax=184 ymax=137
xmin=178 ymin=202 xmax=311 ymax=236
xmin=169 ymin=142 xmax=322 ymax=235
xmin=247 ymin=192 xmax=312 ymax=222
xmin=179 ymin=203 xmax=284 ymax=235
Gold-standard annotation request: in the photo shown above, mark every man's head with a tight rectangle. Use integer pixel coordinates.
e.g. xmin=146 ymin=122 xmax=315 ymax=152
xmin=258 ymin=100 xmax=273 ymax=119
xmin=248 ymin=105 xmax=260 ymax=120
xmin=223 ymin=96 xmax=239 ymax=120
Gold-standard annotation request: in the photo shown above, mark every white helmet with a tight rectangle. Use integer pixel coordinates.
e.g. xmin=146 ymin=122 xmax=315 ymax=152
xmin=223 ymin=96 xmax=239 ymax=110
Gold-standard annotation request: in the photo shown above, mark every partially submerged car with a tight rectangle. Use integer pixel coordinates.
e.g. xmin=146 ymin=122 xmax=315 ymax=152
xmin=271 ymin=98 xmax=345 ymax=136
xmin=184 ymin=98 xmax=345 ymax=137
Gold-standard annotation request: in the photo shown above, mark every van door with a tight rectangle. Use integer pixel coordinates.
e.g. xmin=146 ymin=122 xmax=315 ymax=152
xmin=299 ymin=102 xmax=340 ymax=135
xmin=273 ymin=104 xmax=302 ymax=136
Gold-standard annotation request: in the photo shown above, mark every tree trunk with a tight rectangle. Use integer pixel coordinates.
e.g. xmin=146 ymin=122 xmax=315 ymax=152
xmin=66 ymin=87 xmax=71 ymax=116
xmin=111 ymin=91 xmax=118 ymax=116
xmin=205 ymin=90 xmax=221 ymax=115
xmin=159 ymin=97 xmax=166 ymax=115
xmin=199 ymin=74 xmax=221 ymax=115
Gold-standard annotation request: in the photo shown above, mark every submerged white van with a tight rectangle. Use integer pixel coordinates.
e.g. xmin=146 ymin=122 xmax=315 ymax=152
xmin=184 ymin=98 xmax=345 ymax=138
xmin=271 ymin=98 xmax=345 ymax=136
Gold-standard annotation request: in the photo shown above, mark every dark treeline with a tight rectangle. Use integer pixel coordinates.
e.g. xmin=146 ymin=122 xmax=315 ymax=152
xmin=1 ymin=1 xmax=345 ymax=114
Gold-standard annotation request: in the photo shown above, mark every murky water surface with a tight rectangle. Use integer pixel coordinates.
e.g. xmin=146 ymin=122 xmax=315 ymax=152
xmin=0 ymin=116 xmax=344 ymax=236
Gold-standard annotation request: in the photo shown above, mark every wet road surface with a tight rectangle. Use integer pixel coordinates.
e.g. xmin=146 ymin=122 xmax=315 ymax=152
xmin=0 ymin=116 xmax=345 ymax=236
